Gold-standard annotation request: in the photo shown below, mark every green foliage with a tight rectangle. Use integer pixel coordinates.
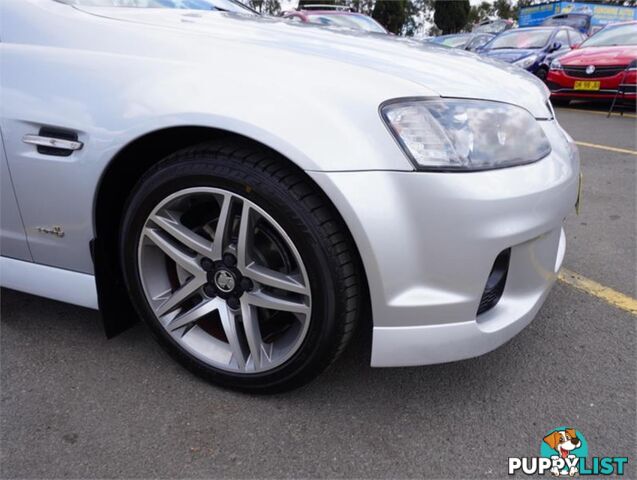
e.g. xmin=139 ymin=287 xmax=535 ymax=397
xmin=249 ymin=0 xmax=281 ymax=14
xmin=468 ymin=1 xmax=493 ymax=25
xmin=298 ymin=0 xmax=337 ymax=7
xmin=493 ymin=0 xmax=513 ymax=19
xmin=433 ymin=0 xmax=471 ymax=34
xmin=372 ymin=0 xmax=409 ymax=34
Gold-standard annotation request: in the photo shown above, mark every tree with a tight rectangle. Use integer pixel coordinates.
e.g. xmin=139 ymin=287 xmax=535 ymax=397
xmin=348 ymin=0 xmax=375 ymax=15
xmin=401 ymin=0 xmax=424 ymax=35
xmin=468 ymin=1 xmax=493 ymax=25
xmin=249 ymin=0 xmax=281 ymax=15
xmin=407 ymin=0 xmax=435 ymax=36
xmin=298 ymin=0 xmax=338 ymax=7
xmin=493 ymin=0 xmax=513 ymax=19
xmin=433 ymin=0 xmax=470 ymax=34
xmin=372 ymin=0 xmax=409 ymax=34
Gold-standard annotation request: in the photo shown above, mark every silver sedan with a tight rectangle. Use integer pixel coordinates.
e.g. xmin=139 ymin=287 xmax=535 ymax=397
xmin=0 ymin=0 xmax=580 ymax=391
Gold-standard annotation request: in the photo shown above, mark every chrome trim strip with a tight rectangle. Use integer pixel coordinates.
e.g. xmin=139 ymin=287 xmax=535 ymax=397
xmin=551 ymin=88 xmax=619 ymax=94
xmin=22 ymin=134 xmax=83 ymax=151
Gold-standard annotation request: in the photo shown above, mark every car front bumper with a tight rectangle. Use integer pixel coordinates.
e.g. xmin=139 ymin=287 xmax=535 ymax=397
xmin=308 ymin=119 xmax=580 ymax=367
xmin=547 ymin=69 xmax=637 ymax=100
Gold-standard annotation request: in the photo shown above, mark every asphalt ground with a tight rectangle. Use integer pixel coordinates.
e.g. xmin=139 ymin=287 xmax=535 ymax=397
xmin=1 ymin=101 xmax=635 ymax=479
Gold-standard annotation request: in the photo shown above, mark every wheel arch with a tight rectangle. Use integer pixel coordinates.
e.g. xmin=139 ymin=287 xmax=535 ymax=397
xmin=93 ymin=125 xmax=371 ymax=338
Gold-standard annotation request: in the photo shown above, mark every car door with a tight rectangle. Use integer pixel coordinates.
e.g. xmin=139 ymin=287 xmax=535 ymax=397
xmin=0 ymin=129 xmax=32 ymax=261
xmin=0 ymin=1 xmax=97 ymax=274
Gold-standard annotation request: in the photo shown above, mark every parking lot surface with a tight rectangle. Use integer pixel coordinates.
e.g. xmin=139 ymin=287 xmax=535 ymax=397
xmin=1 ymin=103 xmax=635 ymax=479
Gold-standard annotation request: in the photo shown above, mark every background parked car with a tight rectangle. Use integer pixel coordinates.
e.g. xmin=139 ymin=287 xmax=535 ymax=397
xmin=546 ymin=21 xmax=637 ymax=106
xmin=426 ymin=32 xmax=495 ymax=52
xmin=472 ymin=18 xmax=515 ymax=34
xmin=480 ymin=26 xmax=586 ymax=80
xmin=283 ymin=5 xmax=388 ymax=34
xmin=542 ymin=12 xmax=593 ymax=35
xmin=518 ymin=1 xmax=636 ymax=31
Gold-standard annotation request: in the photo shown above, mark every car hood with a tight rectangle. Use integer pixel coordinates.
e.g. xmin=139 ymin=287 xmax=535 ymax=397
xmin=73 ymin=6 xmax=551 ymax=118
xmin=558 ymin=45 xmax=637 ymax=66
xmin=482 ymin=48 xmax=541 ymax=63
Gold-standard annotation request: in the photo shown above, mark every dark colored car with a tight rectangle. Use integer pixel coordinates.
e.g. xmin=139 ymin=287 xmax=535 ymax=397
xmin=427 ymin=33 xmax=495 ymax=52
xmin=547 ymin=21 xmax=637 ymax=105
xmin=283 ymin=6 xmax=387 ymax=34
xmin=480 ymin=26 xmax=587 ymax=80
xmin=542 ymin=12 xmax=592 ymax=35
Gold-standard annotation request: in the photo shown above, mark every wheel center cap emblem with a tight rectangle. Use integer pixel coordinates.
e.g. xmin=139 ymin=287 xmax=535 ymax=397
xmin=214 ymin=270 xmax=236 ymax=293
xmin=586 ymin=65 xmax=595 ymax=75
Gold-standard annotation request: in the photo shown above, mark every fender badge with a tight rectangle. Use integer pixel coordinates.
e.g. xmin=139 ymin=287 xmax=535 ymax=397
xmin=37 ymin=226 xmax=65 ymax=238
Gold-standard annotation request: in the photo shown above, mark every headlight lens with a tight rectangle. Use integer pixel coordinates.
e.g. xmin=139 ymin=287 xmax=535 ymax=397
xmin=550 ymin=58 xmax=563 ymax=71
xmin=513 ymin=54 xmax=538 ymax=69
xmin=381 ymin=99 xmax=552 ymax=171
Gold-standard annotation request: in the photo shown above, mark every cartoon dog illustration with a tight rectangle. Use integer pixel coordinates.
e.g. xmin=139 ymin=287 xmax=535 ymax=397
xmin=543 ymin=428 xmax=582 ymax=477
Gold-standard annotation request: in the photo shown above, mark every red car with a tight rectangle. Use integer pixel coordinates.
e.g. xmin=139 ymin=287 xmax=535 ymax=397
xmin=546 ymin=21 xmax=636 ymax=106
xmin=283 ymin=5 xmax=388 ymax=34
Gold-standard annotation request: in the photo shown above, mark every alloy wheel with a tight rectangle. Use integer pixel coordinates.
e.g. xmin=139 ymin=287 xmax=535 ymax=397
xmin=137 ymin=187 xmax=312 ymax=374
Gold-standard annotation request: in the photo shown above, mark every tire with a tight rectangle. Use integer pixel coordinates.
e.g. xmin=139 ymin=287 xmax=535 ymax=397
xmin=120 ymin=140 xmax=361 ymax=393
xmin=536 ymin=67 xmax=548 ymax=82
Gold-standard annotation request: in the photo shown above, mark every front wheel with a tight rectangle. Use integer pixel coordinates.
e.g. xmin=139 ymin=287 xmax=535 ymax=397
xmin=120 ymin=141 xmax=361 ymax=392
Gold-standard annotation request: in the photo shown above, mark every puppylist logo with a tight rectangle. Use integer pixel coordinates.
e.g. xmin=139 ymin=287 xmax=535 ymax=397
xmin=508 ymin=427 xmax=629 ymax=476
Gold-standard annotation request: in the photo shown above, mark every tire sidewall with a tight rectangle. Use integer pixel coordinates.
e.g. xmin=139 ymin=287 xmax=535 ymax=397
xmin=120 ymin=157 xmax=340 ymax=391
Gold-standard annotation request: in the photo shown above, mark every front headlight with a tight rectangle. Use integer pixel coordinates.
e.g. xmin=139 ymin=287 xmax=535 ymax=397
xmin=513 ymin=54 xmax=538 ymax=69
xmin=550 ymin=59 xmax=563 ymax=71
xmin=381 ymin=99 xmax=552 ymax=171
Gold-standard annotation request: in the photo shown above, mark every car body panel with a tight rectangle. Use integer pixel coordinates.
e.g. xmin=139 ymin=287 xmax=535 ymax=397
xmin=554 ymin=45 xmax=637 ymax=66
xmin=61 ymin=3 xmax=552 ymax=117
xmin=1 ymin=0 xmax=553 ymax=274
xmin=0 ymin=256 xmax=98 ymax=309
xmin=0 ymin=0 xmax=579 ymax=368
xmin=308 ymin=120 xmax=579 ymax=330
xmin=0 ymin=131 xmax=32 ymax=261
xmin=371 ymin=227 xmax=565 ymax=366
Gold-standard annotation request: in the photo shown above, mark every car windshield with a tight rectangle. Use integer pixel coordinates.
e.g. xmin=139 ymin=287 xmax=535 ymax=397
xmin=486 ymin=29 xmax=553 ymax=50
xmin=58 ymin=0 xmax=256 ymax=14
xmin=581 ymin=23 xmax=637 ymax=47
xmin=306 ymin=13 xmax=386 ymax=33
xmin=430 ymin=34 xmax=471 ymax=48
xmin=467 ymin=34 xmax=493 ymax=50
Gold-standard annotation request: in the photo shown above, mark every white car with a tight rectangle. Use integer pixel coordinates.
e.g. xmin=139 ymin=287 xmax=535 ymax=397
xmin=0 ymin=0 xmax=580 ymax=392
